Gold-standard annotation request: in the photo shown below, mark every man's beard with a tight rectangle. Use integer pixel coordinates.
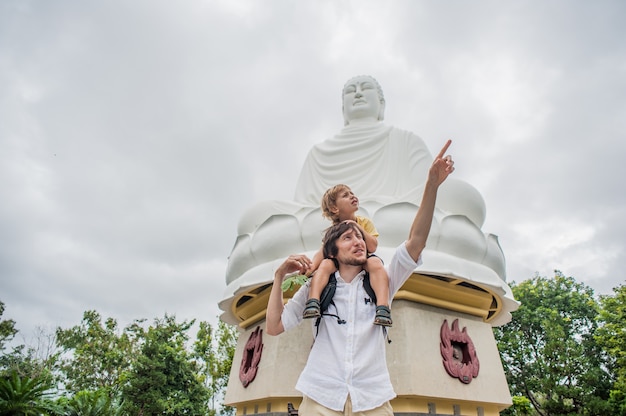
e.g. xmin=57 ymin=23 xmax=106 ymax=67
xmin=338 ymin=255 xmax=367 ymax=267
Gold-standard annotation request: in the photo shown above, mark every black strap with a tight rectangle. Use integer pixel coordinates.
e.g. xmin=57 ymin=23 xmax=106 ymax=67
xmin=313 ymin=261 xmax=385 ymax=341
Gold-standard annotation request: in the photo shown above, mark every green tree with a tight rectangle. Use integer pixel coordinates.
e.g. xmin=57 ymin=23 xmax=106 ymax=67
xmin=0 ymin=302 xmax=17 ymax=354
xmin=501 ymin=395 xmax=533 ymax=416
xmin=121 ymin=315 xmax=209 ymax=416
xmin=57 ymin=389 xmax=122 ymax=416
xmin=0 ymin=372 xmax=58 ymax=416
xmin=194 ymin=321 xmax=238 ymax=416
xmin=0 ymin=302 xmax=19 ymax=376
xmin=596 ymin=284 xmax=626 ymax=414
xmin=494 ymin=271 xmax=612 ymax=416
xmin=55 ymin=310 xmax=142 ymax=396
xmin=1 ymin=302 xmax=59 ymax=384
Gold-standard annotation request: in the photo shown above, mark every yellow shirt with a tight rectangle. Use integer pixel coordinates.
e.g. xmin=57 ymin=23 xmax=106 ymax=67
xmin=356 ymin=215 xmax=379 ymax=238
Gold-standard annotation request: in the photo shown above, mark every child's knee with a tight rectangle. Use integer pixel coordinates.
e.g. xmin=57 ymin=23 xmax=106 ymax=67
xmin=318 ymin=258 xmax=337 ymax=273
xmin=366 ymin=256 xmax=384 ymax=271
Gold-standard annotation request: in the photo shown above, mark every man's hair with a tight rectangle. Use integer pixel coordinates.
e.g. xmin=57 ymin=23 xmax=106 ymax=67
xmin=321 ymin=184 xmax=351 ymax=223
xmin=322 ymin=221 xmax=364 ymax=259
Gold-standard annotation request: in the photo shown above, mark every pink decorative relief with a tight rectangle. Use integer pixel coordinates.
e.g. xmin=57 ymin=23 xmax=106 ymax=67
xmin=440 ymin=319 xmax=480 ymax=384
xmin=239 ymin=326 xmax=263 ymax=387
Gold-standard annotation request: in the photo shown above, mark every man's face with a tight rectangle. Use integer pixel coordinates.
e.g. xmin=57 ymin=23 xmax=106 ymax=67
xmin=342 ymin=76 xmax=381 ymax=123
xmin=334 ymin=227 xmax=367 ymax=266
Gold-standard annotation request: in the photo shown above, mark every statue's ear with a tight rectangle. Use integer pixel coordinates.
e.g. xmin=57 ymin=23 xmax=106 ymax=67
xmin=378 ymin=100 xmax=386 ymax=121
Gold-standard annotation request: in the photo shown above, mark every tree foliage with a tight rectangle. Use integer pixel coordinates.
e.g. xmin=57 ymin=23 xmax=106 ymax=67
xmin=0 ymin=302 xmax=17 ymax=354
xmin=120 ymin=315 xmax=210 ymax=416
xmin=1 ymin=303 xmax=59 ymax=386
xmin=194 ymin=320 xmax=238 ymax=416
xmin=596 ymin=283 xmax=626 ymax=414
xmin=0 ymin=372 xmax=57 ymax=416
xmin=52 ymin=310 xmax=238 ymax=416
xmin=58 ymin=389 xmax=123 ymax=416
xmin=0 ymin=302 xmax=19 ymax=377
xmin=3 ymin=302 xmax=239 ymax=416
xmin=494 ymin=271 xmax=612 ymax=416
xmin=56 ymin=310 xmax=142 ymax=396
xmin=501 ymin=395 xmax=533 ymax=416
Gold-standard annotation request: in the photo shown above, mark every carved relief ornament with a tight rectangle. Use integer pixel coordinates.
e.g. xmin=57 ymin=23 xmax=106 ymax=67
xmin=239 ymin=326 xmax=263 ymax=387
xmin=440 ymin=319 xmax=480 ymax=384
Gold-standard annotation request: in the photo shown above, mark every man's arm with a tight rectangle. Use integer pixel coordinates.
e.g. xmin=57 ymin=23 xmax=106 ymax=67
xmin=266 ymin=254 xmax=312 ymax=336
xmin=405 ymin=140 xmax=455 ymax=261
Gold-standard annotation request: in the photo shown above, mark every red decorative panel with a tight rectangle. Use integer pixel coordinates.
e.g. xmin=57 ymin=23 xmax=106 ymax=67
xmin=440 ymin=319 xmax=480 ymax=384
xmin=239 ymin=326 xmax=264 ymax=387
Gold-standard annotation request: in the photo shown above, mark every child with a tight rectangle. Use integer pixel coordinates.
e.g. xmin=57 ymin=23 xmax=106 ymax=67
xmin=303 ymin=184 xmax=392 ymax=326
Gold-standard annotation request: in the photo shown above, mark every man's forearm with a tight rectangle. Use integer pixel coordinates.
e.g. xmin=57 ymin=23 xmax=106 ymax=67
xmin=405 ymin=140 xmax=454 ymax=261
xmin=405 ymin=179 xmax=439 ymax=261
xmin=266 ymin=273 xmax=286 ymax=335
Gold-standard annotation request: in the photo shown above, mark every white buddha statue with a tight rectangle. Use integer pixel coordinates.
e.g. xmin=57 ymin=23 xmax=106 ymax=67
xmin=294 ymin=75 xmax=487 ymax=226
xmin=222 ymin=75 xmax=517 ymax=326
xmin=295 ymin=75 xmax=432 ymax=206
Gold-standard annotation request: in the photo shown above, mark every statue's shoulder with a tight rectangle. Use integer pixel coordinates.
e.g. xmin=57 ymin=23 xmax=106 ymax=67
xmin=388 ymin=125 xmax=422 ymax=139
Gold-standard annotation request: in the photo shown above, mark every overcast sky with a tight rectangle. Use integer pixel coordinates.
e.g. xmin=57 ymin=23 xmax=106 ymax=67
xmin=1 ymin=0 xmax=625 ymax=343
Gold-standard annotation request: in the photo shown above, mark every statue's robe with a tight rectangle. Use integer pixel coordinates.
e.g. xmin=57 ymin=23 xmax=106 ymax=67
xmin=295 ymin=123 xmax=432 ymax=205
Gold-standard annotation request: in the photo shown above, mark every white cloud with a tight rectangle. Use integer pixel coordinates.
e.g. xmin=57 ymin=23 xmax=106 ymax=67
xmin=1 ymin=0 xmax=625 ymax=342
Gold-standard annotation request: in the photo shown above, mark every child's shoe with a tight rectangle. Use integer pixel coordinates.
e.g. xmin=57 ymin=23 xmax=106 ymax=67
xmin=374 ymin=305 xmax=392 ymax=327
xmin=303 ymin=298 xmax=321 ymax=319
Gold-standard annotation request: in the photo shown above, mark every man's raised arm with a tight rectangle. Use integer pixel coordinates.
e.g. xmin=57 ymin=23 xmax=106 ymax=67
xmin=266 ymin=254 xmax=312 ymax=336
xmin=405 ymin=140 xmax=455 ymax=261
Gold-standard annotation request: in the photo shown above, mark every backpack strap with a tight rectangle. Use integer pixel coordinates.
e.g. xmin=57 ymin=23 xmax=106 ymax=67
xmin=362 ymin=273 xmax=377 ymax=306
xmin=314 ymin=259 xmax=390 ymax=343
xmin=315 ymin=273 xmax=345 ymax=334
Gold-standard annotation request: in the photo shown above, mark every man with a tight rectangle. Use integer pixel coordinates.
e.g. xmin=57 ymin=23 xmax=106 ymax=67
xmin=266 ymin=140 xmax=455 ymax=415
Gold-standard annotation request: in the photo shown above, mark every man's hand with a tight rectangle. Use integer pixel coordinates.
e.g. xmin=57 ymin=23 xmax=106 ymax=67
xmin=275 ymin=254 xmax=312 ymax=281
xmin=267 ymin=253 xmax=312 ymax=336
xmin=428 ymin=139 xmax=455 ymax=186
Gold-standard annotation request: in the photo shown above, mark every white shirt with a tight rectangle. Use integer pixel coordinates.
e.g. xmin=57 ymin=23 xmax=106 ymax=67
xmin=281 ymin=243 xmax=421 ymax=412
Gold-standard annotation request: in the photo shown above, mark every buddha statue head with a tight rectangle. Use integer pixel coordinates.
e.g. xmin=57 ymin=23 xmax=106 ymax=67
xmin=342 ymin=75 xmax=386 ymax=125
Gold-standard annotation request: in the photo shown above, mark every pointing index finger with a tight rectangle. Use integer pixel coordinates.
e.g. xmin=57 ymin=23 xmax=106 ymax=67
xmin=436 ymin=139 xmax=452 ymax=159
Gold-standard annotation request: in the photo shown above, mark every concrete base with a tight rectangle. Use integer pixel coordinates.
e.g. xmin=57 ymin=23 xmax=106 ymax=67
xmin=225 ymin=300 xmax=511 ymax=415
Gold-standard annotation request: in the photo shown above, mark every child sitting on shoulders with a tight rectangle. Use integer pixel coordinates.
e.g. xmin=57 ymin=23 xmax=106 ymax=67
xmin=303 ymin=184 xmax=392 ymax=327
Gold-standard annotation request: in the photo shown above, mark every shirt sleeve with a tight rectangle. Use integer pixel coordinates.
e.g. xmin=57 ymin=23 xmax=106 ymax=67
xmin=356 ymin=216 xmax=379 ymax=238
xmin=387 ymin=242 xmax=423 ymax=297
xmin=281 ymin=281 xmax=310 ymax=331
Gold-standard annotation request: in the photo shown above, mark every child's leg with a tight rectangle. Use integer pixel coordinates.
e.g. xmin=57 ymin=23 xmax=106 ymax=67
xmin=303 ymin=259 xmax=337 ymax=319
xmin=366 ymin=257 xmax=390 ymax=306
xmin=365 ymin=256 xmax=392 ymax=326
xmin=308 ymin=259 xmax=334 ymax=301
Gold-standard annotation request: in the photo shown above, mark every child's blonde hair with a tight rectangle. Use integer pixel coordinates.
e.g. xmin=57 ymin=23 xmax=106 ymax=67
xmin=321 ymin=184 xmax=351 ymax=223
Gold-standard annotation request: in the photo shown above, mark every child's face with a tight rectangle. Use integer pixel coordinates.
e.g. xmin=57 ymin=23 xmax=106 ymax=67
xmin=332 ymin=187 xmax=359 ymax=220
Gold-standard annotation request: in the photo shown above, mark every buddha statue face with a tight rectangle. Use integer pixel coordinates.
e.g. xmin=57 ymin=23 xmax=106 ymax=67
xmin=342 ymin=75 xmax=386 ymax=125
